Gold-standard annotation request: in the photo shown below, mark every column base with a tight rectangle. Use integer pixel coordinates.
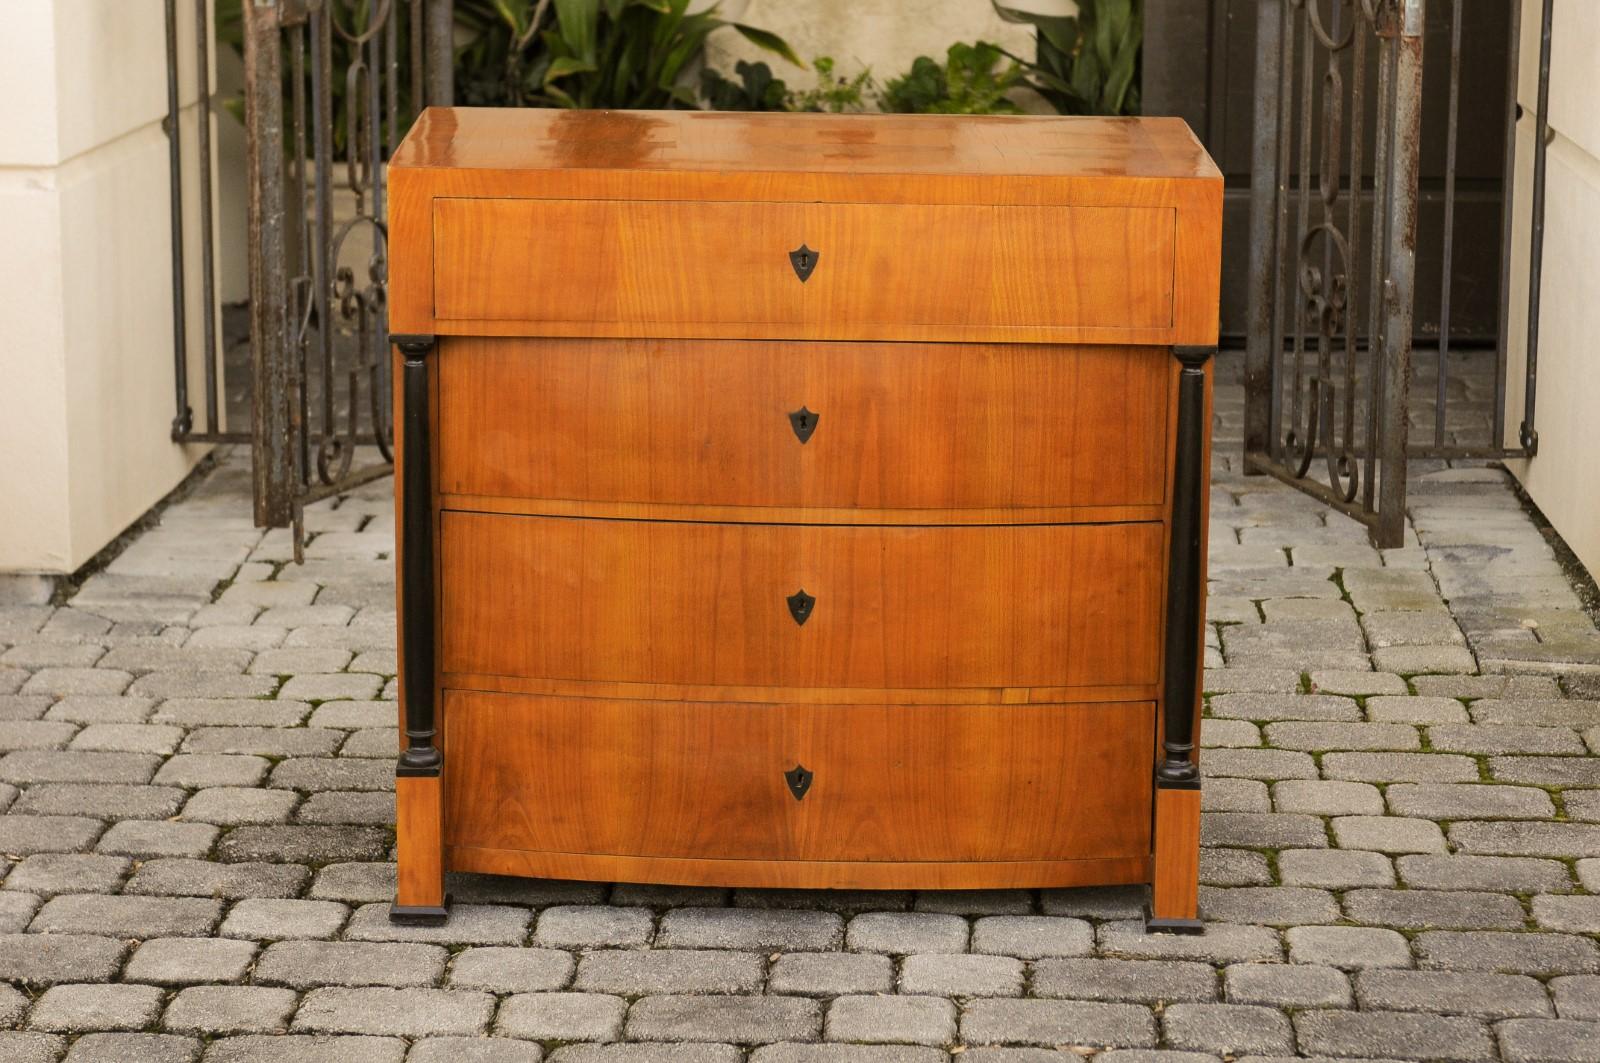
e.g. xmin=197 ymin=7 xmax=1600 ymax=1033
xmin=389 ymin=897 xmax=451 ymax=926
xmin=1143 ymin=902 xmax=1205 ymax=935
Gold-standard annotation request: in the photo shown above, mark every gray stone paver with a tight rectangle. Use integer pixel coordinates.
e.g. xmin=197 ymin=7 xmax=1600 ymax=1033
xmin=1 ymin=360 xmax=1597 ymax=1056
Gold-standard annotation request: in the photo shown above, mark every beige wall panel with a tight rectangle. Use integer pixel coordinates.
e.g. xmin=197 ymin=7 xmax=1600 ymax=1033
xmin=0 ymin=172 xmax=73 ymax=570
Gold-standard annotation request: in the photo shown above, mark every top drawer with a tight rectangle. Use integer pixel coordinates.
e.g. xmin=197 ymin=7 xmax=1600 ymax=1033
xmin=431 ymin=198 xmax=1175 ymax=341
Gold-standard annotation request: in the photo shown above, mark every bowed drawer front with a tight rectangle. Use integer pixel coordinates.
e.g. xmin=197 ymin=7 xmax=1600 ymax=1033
xmin=437 ymin=337 xmax=1171 ymax=511
xmin=387 ymin=108 xmax=1221 ymax=926
xmin=439 ymin=511 xmax=1163 ymax=690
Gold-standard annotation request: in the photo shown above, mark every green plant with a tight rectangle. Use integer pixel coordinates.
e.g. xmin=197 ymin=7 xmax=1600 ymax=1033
xmin=878 ymin=41 xmax=1023 ymax=115
xmin=455 ymin=0 xmax=800 ymax=109
xmin=700 ymin=59 xmax=791 ymax=111
xmin=993 ymin=0 xmax=1141 ymax=115
xmin=788 ymin=56 xmax=874 ymax=113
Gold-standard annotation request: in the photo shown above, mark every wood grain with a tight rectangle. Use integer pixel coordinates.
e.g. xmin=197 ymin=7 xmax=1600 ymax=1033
xmin=1150 ymin=786 xmax=1202 ymax=922
xmin=443 ymin=689 xmax=1155 ymax=865
xmin=449 ymin=846 xmax=1151 ymax=892
xmin=440 ymin=512 xmax=1164 ymax=690
xmin=433 ymin=198 xmax=1174 ymax=336
xmin=386 ymin=109 xmax=1223 ymax=900
xmin=393 ymin=108 xmax=1219 ymax=181
xmin=438 ymin=337 xmax=1170 ymax=511
xmin=395 ymin=775 xmax=445 ymax=908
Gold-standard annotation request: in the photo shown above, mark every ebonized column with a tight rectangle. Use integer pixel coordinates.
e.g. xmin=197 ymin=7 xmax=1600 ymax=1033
xmin=393 ymin=334 xmax=441 ymax=779
xmin=1146 ymin=344 xmax=1212 ymax=936
xmin=1158 ymin=345 xmax=1212 ymax=789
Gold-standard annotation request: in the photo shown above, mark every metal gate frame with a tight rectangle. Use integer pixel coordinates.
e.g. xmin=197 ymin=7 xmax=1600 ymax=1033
xmin=1242 ymin=0 xmax=1550 ymax=548
xmin=167 ymin=0 xmax=453 ymax=558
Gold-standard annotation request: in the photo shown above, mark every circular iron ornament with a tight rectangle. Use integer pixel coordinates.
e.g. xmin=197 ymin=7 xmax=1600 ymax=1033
xmin=1297 ymin=223 xmax=1352 ymax=334
xmin=1330 ymin=447 xmax=1361 ymax=503
xmin=316 ymin=215 xmax=394 ymax=482
xmin=327 ymin=0 xmax=395 ymax=47
xmin=1306 ymin=0 xmax=1356 ymax=51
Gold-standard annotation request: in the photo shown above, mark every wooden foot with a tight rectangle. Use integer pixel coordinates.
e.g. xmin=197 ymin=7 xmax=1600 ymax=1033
xmin=393 ymin=774 xmax=448 ymax=925
xmin=1147 ymin=784 xmax=1202 ymax=933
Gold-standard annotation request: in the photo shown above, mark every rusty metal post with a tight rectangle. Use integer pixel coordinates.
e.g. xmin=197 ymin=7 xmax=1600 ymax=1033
xmin=245 ymin=0 xmax=295 ymax=528
xmin=163 ymin=0 xmax=193 ymax=439
xmin=1520 ymin=0 xmax=1554 ymax=456
xmin=1374 ymin=0 xmax=1426 ymax=550
xmin=425 ymin=0 xmax=454 ymax=106
xmin=194 ymin=0 xmax=220 ymax=435
xmin=1242 ymin=0 xmax=1283 ymax=466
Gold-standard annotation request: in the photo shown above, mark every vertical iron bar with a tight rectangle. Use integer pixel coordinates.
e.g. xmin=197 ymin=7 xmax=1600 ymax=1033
xmin=386 ymin=0 xmax=401 ymax=157
xmin=1344 ymin=22 xmax=1367 ymax=462
xmin=245 ymin=0 xmax=293 ymax=527
xmin=1268 ymin=3 xmax=1298 ymax=458
xmin=1520 ymin=0 xmax=1553 ymax=456
xmin=1434 ymin=0 xmax=1462 ymax=449
xmin=194 ymin=0 xmax=220 ymax=435
xmin=1375 ymin=0 xmax=1426 ymax=549
xmin=425 ymin=0 xmax=454 ymax=105
xmin=291 ymin=25 xmax=311 ymax=503
xmin=410 ymin=0 xmax=425 ymax=119
xmin=164 ymin=0 xmax=193 ymax=439
xmin=1362 ymin=11 xmax=1395 ymax=514
xmin=1159 ymin=347 xmax=1213 ymax=789
xmin=1288 ymin=10 xmax=1316 ymax=451
xmin=394 ymin=334 xmax=441 ymax=777
xmin=1244 ymin=0 xmax=1285 ymax=464
xmin=312 ymin=8 xmax=336 ymax=481
xmin=1492 ymin=0 xmax=1523 ymax=450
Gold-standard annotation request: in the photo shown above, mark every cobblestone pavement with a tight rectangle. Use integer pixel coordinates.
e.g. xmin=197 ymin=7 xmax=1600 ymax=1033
xmin=3 ymin=353 xmax=1600 ymax=1062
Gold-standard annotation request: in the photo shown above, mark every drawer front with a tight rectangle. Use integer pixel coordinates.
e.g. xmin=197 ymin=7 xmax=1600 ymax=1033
xmin=444 ymin=689 xmax=1155 ymax=864
xmin=440 ymin=512 xmax=1163 ymax=689
xmin=439 ymin=337 xmax=1169 ymax=511
xmin=431 ymin=198 xmax=1175 ymax=337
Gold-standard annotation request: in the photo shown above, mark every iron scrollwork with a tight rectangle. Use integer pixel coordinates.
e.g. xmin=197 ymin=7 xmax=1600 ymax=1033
xmin=1244 ymin=0 xmax=1427 ymax=549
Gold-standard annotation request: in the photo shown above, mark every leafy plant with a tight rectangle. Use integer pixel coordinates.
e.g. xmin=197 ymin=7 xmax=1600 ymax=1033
xmin=455 ymin=0 xmax=800 ymax=109
xmin=993 ymin=0 xmax=1141 ymax=116
xmin=700 ymin=59 xmax=790 ymax=111
xmin=788 ymin=56 xmax=874 ymax=113
xmin=879 ymin=41 xmax=1023 ymax=115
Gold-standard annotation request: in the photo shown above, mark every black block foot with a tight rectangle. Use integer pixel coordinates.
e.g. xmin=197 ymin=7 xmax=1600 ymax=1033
xmin=1144 ymin=905 xmax=1204 ymax=935
xmin=389 ymin=898 xmax=451 ymax=926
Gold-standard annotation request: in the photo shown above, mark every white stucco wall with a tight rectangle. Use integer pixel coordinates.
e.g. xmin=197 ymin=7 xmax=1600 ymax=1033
xmin=1503 ymin=0 xmax=1600 ymax=577
xmin=0 ymin=0 xmax=216 ymax=576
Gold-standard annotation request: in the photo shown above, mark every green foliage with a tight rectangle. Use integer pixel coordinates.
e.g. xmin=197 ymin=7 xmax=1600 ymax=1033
xmin=788 ymin=56 xmax=874 ymax=113
xmin=700 ymin=59 xmax=790 ymax=111
xmin=879 ymin=41 xmax=1023 ymax=115
xmin=455 ymin=0 xmax=800 ymax=109
xmin=992 ymin=0 xmax=1141 ymax=116
xmin=701 ymin=55 xmax=872 ymax=114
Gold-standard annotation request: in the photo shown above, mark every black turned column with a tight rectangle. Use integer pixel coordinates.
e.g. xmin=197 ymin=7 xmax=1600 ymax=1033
xmin=1158 ymin=345 xmax=1212 ymax=790
xmin=393 ymin=334 xmax=441 ymax=779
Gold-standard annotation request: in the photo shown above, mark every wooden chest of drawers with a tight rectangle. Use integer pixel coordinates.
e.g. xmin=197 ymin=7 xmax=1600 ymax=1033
xmin=387 ymin=108 xmax=1221 ymax=932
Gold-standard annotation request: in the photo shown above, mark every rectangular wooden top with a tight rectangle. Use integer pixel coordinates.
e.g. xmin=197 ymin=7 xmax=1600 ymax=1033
xmin=391 ymin=107 xmax=1220 ymax=183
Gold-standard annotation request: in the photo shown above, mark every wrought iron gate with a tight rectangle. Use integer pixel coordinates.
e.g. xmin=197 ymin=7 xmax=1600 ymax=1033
xmin=167 ymin=0 xmax=453 ymax=557
xmin=1243 ymin=0 xmax=1549 ymax=547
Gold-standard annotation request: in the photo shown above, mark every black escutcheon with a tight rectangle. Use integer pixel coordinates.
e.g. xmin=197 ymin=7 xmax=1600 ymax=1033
xmin=788 ymin=406 xmax=819 ymax=444
xmin=786 ymin=589 xmax=816 ymax=626
xmin=784 ymin=764 xmax=814 ymax=801
xmin=788 ymin=244 xmax=819 ymax=282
